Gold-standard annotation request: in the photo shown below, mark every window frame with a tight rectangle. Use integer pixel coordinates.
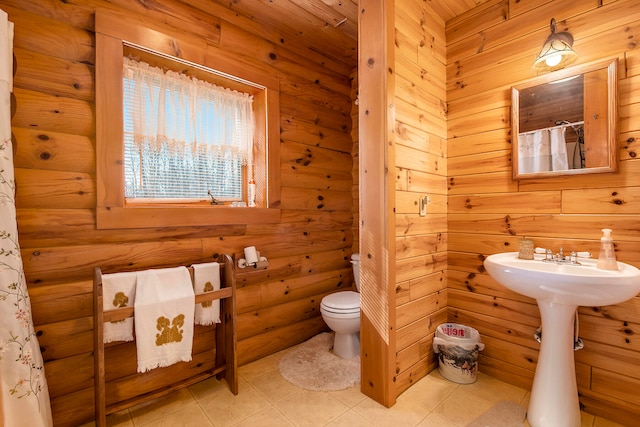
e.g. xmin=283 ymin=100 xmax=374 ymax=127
xmin=95 ymin=11 xmax=280 ymax=229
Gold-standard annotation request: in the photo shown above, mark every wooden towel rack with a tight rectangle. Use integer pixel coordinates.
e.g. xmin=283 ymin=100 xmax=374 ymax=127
xmin=93 ymin=254 xmax=238 ymax=426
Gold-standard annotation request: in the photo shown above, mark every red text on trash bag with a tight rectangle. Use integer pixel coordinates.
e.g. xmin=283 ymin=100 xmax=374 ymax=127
xmin=442 ymin=325 xmax=465 ymax=337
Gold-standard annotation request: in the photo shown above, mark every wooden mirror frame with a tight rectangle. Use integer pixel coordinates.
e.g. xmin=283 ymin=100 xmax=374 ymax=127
xmin=511 ymin=58 xmax=618 ymax=180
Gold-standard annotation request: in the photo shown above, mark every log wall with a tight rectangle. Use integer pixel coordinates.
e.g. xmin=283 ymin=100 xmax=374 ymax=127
xmin=3 ymin=0 xmax=355 ymax=425
xmin=447 ymin=0 xmax=640 ymax=424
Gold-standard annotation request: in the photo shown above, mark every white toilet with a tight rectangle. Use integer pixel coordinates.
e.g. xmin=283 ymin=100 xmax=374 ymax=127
xmin=320 ymin=253 xmax=361 ymax=359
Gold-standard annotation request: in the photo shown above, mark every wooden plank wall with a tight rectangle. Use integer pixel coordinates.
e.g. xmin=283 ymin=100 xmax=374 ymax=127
xmin=3 ymin=0 xmax=356 ymax=425
xmin=446 ymin=0 xmax=640 ymax=424
xmin=351 ymin=68 xmax=359 ymax=255
xmin=393 ymin=0 xmax=449 ymax=397
xmin=358 ymin=0 xmax=397 ymax=406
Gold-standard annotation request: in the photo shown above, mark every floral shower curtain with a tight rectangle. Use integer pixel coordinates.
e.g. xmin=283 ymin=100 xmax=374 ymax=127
xmin=0 ymin=9 xmax=53 ymax=426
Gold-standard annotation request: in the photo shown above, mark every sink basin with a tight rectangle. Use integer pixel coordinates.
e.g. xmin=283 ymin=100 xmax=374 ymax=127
xmin=484 ymin=252 xmax=640 ymax=306
xmin=484 ymin=252 xmax=640 ymax=427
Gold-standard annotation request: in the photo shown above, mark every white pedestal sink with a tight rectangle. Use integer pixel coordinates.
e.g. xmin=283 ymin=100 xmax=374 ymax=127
xmin=484 ymin=252 xmax=640 ymax=427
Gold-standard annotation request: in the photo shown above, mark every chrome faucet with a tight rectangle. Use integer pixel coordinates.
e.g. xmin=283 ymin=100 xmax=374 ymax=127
xmin=542 ymin=247 xmax=584 ymax=265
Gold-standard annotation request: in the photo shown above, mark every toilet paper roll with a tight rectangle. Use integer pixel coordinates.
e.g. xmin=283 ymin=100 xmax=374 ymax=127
xmin=244 ymin=246 xmax=259 ymax=265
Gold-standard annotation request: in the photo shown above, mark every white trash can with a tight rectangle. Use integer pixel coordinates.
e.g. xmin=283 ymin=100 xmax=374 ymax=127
xmin=433 ymin=323 xmax=485 ymax=384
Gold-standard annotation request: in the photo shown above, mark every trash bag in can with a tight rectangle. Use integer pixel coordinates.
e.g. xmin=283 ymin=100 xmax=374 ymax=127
xmin=432 ymin=323 xmax=485 ymax=384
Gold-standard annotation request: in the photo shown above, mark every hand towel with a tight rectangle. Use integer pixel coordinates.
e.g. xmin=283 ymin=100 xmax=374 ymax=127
xmin=134 ymin=266 xmax=195 ymax=373
xmin=191 ymin=262 xmax=221 ymax=325
xmin=102 ymin=271 xmax=137 ymax=343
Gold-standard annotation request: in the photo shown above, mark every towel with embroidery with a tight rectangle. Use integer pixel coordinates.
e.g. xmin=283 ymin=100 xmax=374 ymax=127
xmin=102 ymin=271 xmax=137 ymax=343
xmin=134 ymin=266 xmax=194 ymax=373
xmin=191 ymin=262 xmax=221 ymax=326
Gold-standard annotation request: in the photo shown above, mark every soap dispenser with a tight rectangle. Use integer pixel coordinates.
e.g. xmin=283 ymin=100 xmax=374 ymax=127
xmin=597 ymin=228 xmax=618 ymax=270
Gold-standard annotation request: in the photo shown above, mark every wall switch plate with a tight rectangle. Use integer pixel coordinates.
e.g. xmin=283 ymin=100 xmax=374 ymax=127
xmin=419 ymin=194 xmax=430 ymax=217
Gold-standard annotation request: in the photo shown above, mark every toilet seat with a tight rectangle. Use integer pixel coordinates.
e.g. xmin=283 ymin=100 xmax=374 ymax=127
xmin=321 ymin=305 xmax=360 ymax=315
xmin=321 ymin=291 xmax=360 ymax=315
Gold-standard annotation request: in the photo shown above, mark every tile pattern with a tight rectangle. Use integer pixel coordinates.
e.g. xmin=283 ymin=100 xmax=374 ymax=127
xmin=81 ymin=349 xmax=625 ymax=427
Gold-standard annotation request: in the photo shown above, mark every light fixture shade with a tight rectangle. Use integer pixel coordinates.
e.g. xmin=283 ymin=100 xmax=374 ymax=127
xmin=533 ymin=18 xmax=578 ymax=72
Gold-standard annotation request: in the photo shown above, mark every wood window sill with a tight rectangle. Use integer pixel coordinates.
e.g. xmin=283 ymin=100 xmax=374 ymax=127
xmin=96 ymin=206 xmax=280 ymax=229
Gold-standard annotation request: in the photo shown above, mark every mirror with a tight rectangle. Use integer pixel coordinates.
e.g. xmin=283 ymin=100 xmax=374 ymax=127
xmin=511 ymin=58 xmax=618 ymax=179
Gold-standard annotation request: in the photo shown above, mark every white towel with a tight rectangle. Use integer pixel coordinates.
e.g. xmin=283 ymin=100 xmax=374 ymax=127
xmin=102 ymin=271 xmax=137 ymax=343
xmin=191 ymin=262 xmax=221 ymax=326
xmin=134 ymin=267 xmax=195 ymax=373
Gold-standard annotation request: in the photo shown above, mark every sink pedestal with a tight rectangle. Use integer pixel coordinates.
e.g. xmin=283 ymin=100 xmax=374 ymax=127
xmin=483 ymin=252 xmax=640 ymax=427
xmin=528 ymin=301 xmax=580 ymax=427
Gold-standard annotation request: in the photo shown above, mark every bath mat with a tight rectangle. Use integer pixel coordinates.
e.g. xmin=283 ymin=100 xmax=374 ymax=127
xmin=466 ymin=400 xmax=527 ymax=427
xmin=278 ymin=332 xmax=360 ymax=391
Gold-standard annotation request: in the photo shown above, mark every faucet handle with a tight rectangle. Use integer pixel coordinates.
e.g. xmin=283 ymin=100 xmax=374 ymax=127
xmin=570 ymin=251 xmax=578 ymax=263
xmin=545 ymin=248 xmax=553 ymax=261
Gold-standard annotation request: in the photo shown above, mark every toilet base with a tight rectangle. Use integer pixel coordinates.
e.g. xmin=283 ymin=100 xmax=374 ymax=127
xmin=332 ymin=332 xmax=360 ymax=359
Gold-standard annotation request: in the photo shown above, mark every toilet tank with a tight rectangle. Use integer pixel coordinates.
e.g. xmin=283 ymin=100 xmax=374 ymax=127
xmin=351 ymin=253 xmax=360 ymax=291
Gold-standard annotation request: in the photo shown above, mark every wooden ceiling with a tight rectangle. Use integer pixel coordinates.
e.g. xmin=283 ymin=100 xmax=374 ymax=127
xmin=201 ymin=0 xmax=492 ymax=71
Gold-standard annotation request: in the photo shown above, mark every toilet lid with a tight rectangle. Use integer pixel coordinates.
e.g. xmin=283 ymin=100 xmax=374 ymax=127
xmin=321 ymin=291 xmax=360 ymax=311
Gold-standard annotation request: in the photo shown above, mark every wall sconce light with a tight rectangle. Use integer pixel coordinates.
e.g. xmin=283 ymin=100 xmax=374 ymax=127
xmin=532 ymin=18 xmax=578 ymax=72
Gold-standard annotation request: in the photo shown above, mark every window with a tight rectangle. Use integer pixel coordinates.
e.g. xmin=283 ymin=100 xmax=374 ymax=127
xmin=95 ymin=11 xmax=280 ymax=229
xmin=123 ymin=56 xmax=255 ymax=204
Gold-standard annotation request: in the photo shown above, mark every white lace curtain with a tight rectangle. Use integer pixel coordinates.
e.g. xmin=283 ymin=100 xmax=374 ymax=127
xmin=518 ymin=127 xmax=569 ymax=174
xmin=123 ymin=58 xmax=255 ymax=199
xmin=0 ymin=8 xmax=52 ymax=426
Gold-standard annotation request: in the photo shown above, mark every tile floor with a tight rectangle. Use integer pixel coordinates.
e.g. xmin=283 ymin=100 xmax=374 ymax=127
xmin=84 ymin=349 xmax=625 ymax=427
